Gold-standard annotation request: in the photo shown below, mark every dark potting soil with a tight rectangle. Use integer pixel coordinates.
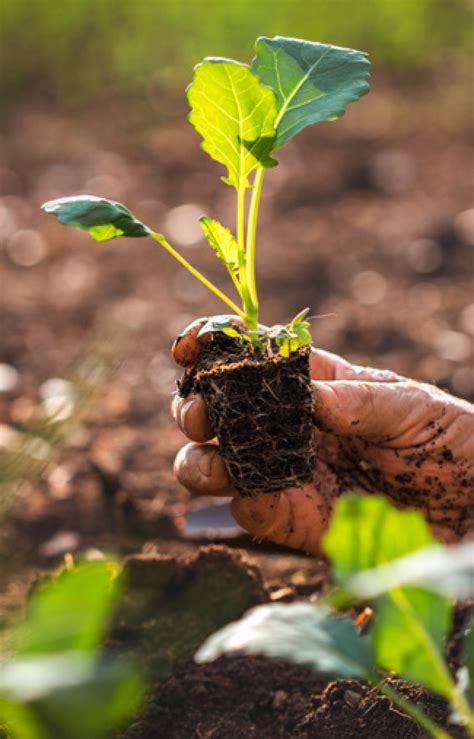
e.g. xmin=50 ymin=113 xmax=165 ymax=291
xmin=124 ymin=657 xmax=468 ymax=739
xmin=179 ymin=335 xmax=316 ymax=495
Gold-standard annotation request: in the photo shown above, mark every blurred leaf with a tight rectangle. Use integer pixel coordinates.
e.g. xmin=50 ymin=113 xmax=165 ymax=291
xmin=0 ymin=698 xmax=45 ymax=739
xmin=252 ymin=36 xmax=370 ymax=149
xmin=323 ymin=494 xmax=436 ymax=585
xmin=466 ymin=615 xmax=474 ymax=703
xmin=187 ymin=59 xmax=277 ymax=189
xmin=199 ymin=217 xmax=240 ymax=275
xmin=0 ymin=653 xmax=143 ymax=739
xmin=14 ymin=561 xmax=121 ymax=656
xmin=196 ymin=602 xmax=375 ymax=679
xmin=41 ymin=196 xmax=150 ymax=241
xmin=346 ymin=541 xmax=474 ymax=601
xmin=373 ymin=587 xmax=454 ymax=698
xmin=324 ymin=495 xmax=456 ymax=697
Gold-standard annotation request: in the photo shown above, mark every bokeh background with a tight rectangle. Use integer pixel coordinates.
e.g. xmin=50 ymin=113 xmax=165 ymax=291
xmin=0 ymin=0 xmax=473 ymax=569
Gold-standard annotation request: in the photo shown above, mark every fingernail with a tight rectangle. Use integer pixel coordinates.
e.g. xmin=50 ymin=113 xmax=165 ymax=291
xmin=177 ymin=398 xmax=196 ymax=434
xmin=198 ymin=449 xmax=215 ymax=478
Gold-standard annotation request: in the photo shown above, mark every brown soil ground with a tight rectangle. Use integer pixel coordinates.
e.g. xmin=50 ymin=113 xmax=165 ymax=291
xmin=0 ymin=82 xmax=473 ymax=736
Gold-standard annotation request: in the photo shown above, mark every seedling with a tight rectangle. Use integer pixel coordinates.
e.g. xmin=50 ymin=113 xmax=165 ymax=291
xmin=0 ymin=560 xmax=143 ymax=739
xmin=41 ymin=37 xmax=371 ymax=495
xmin=42 ymin=36 xmax=370 ymax=352
xmin=197 ymin=494 xmax=474 ymax=739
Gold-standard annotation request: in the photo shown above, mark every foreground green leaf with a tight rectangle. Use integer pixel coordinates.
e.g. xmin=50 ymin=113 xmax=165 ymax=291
xmin=252 ymin=36 xmax=370 ymax=149
xmin=41 ymin=196 xmax=150 ymax=241
xmin=196 ymin=603 xmax=375 ymax=679
xmin=373 ymin=587 xmax=454 ymax=698
xmin=187 ymin=59 xmax=277 ymax=188
xmin=13 ymin=561 xmax=121 ymax=655
xmin=323 ymin=494 xmax=436 ymax=586
xmin=465 ymin=615 xmax=474 ymax=702
xmin=199 ymin=217 xmax=240 ymax=276
xmin=346 ymin=541 xmax=474 ymax=601
xmin=0 ymin=653 xmax=143 ymax=739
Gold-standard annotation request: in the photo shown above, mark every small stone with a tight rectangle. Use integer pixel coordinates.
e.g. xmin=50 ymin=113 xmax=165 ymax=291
xmin=39 ymin=531 xmax=80 ymax=558
xmin=344 ymin=689 xmax=362 ymax=708
xmin=272 ymin=690 xmax=288 ymax=709
xmin=0 ymin=364 xmax=19 ymax=393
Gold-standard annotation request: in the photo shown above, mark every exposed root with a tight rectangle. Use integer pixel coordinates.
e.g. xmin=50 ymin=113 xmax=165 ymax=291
xmin=182 ymin=339 xmax=316 ymax=495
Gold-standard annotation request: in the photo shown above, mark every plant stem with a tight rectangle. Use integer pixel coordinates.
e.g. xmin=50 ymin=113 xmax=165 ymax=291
xmin=149 ymin=233 xmax=245 ymax=319
xmin=246 ymin=166 xmax=264 ymax=308
xmin=377 ymin=682 xmax=450 ymax=739
xmin=237 ymin=183 xmax=246 ymax=254
xmin=235 ymin=182 xmax=258 ymax=330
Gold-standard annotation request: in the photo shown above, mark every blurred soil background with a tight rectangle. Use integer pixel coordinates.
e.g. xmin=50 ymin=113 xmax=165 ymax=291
xmin=0 ymin=0 xmax=473 ymax=734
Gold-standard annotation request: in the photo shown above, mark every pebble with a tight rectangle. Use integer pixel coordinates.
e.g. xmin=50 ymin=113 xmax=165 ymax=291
xmin=0 ymin=363 xmax=19 ymax=393
xmin=39 ymin=531 xmax=80 ymax=558
xmin=273 ymin=690 xmax=288 ymax=709
xmin=344 ymin=689 xmax=362 ymax=708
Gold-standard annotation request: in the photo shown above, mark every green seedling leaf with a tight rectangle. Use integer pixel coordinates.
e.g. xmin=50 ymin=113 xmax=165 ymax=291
xmin=41 ymin=196 xmax=150 ymax=241
xmin=13 ymin=561 xmax=121 ymax=655
xmin=197 ymin=315 xmax=234 ymax=335
xmin=197 ymin=315 xmax=244 ymax=341
xmin=196 ymin=603 xmax=375 ymax=679
xmin=187 ymin=59 xmax=277 ymax=189
xmin=268 ymin=325 xmax=293 ymax=341
xmin=252 ymin=36 xmax=370 ymax=149
xmin=199 ymin=217 xmax=240 ymax=275
xmin=323 ymin=494 xmax=436 ymax=586
xmin=289 ymin=307 xmax=310 ymax=328
xmin=373 ymin=587 xmax=454 ymax=698
xmin=324 ymin=496 xmax=457 ymax=702
xmin=465 ymin=615 xmax=474 ymax=703
xmin=347 ymin=541 xmax=474 ymax=601
xmin=0 ymin=653 xmax=143 ymax=739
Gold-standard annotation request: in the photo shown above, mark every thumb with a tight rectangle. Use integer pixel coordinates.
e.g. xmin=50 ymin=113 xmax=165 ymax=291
xmin=312 ymin=379 xmax=429 ymax=440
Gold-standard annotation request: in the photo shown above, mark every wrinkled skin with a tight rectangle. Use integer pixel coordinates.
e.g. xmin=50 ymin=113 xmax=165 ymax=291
xmin=172 ymin=318 xmax=474 ymax=555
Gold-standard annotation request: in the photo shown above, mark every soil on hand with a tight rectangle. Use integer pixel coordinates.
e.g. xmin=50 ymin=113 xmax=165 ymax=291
xmin=180 ymin=335 xmax=316 ymax=495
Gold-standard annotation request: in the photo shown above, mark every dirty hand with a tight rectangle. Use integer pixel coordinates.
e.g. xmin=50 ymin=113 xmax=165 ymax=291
xmin=172 ymin=319 xmax=473 ymax=555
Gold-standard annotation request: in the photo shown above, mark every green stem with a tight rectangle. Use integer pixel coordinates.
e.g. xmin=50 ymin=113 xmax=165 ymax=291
xmin=246 ymin=166 xmax=264 ymax=308
xmin=237 ymin=183 xmax=246 ymax=253
xmin=234 ymin=182 xmax=258 ymax=330
xmin=377 ymin=682 xmax=450 ymax=739
xmin=149 ymin=232 xmax=245 ymax=319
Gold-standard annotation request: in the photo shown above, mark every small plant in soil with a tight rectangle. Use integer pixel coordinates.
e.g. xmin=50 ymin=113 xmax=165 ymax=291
xmin=197 ymin=494 xmax=474 ymax=739
xmin=41 ymin=36 xmax=370 ymax=494
xmin=0 ymin=559 xmax=143 ymax=739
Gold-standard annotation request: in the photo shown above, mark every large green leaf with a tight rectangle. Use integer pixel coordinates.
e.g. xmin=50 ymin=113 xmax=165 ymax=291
xmin=199 ymin=217 xmax=240 ymax=276
xmin=373 ymin=588 xmax=454 ymax=698
xmin=465 ymin=614 xmax=474 ymax=703
xmin=13 ymin=561 xmax=121 ymax=655
xmin=0 ymin=653 xmax=143 ymax=739
xmin=323 ymin=494 xmax=436 ymax=586
xmin=196 ymin=603 xmax=375 ymax=679
xmin=252 ymin=36 xmax=370 ymax=149
xmin=41 ymin=196 xmax=150 ymax=241
xmin=323 ymin=495 xmax=455 ymax=699
xmin=187 ymin=59 xmax=277 ymax=189
xmin=347 ymin=541 xmax=474 ymax=601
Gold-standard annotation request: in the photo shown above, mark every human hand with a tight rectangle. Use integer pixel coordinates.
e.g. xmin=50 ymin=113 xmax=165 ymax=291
xmin=172 ymin=318 xmax=474 ymax=554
